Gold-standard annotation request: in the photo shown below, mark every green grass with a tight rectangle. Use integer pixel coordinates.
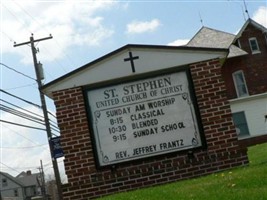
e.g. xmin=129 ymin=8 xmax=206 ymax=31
xmin=100 ymin=143 xmax=267 ymax=200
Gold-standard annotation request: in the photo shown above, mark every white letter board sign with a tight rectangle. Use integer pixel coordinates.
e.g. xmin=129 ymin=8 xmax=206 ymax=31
xmin=84 ymin=68 xmax=204 ymax=167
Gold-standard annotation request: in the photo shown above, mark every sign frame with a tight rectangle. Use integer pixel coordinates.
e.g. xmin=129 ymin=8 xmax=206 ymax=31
xmin=83 ymin=66 xmax=206 ymax=168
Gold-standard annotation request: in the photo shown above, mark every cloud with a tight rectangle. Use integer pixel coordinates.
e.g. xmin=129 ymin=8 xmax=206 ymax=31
xmin=126 ymin=19 xmax=161 ymax=34
xmin=167 ymin=39 xmax=189 ymax=46
xmin=252 ymin=6 xmax=267 ymax=28
xmin=1 ymin=0 xmax=118 ymax=64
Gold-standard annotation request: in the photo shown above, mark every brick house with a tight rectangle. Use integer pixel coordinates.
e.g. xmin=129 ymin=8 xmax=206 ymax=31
xmin=187 ymin=18 xmax=267 ymax=147
xmin=42 ymin=45 xmax=248 ymax=199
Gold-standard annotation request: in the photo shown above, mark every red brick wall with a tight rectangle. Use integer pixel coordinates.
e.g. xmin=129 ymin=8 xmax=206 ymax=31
xmin=222 ymin=23 xmax=267 ymax=99
xmin=52 ymin=58 xmax=248 ymax=200
xmin=238 ymin=134 xmax=267 ymax=148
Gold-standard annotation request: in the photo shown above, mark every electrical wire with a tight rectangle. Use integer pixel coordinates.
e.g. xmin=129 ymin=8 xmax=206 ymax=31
xmin=0 ymin=99 xmax=60 ymax=133
xmin=0 ymin=62 xmax=50 ymax=127
xmin=1 ymin=4 xmax=68 ymax=174
xmin=48 ymin=111 xmax=57 ymax=119
xmin=0 ymin=119 xmax=46 ymax=131
xmin=0 ymin=62 xmax=36 ymax=81
xmin=0 ymin=30 xmax=15 ymax=43
xmin=3 ymin=83 xmax=37 ymax=91
xmin=0 ymin=118 xmax=59 ymax=134
xmin=2 ymin=124 xmax=49 ymax=151
xmin=0 ymin=104 xmax=44 ymax=123
xmin=0 ymin=89 xmax=42 ymax=109
xmin=0 ymin=99 xmax=44 ymax=119
xmin=0 ymin=103 xmax=60 ymax=134
xmin=49 ymin=123 xmax=60 ymax=133
xmin=11 ymin=0 xmax=76 ymax=73
xmin=2 ymin=87 xmax=58 ymax=124
xmin=1 ymin=3 xmax=32 ymax=35
xmin=0 ymin=162 xmax=21 ymax=174
xmin=1 ymin=144 xmax=48 ymax=149
xmin=0 ymin=106 xmax=45 ymax=128
xmin=2 ymin=165 xmax=40 ymax=170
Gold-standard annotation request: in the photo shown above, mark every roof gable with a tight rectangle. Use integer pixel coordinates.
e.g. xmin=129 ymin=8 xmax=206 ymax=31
xmin=235 ymin=18 xmax=267 ymax=41
xmin=42 ymin=44 xmax=228 ymax=98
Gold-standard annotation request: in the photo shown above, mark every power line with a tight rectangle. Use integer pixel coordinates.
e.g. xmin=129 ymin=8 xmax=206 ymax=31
xmin=0 ymin=99 xmax=43 ymax=119
xmin=0 ymin=119 xmax=46 ymax=131
xmin=1 ymin=144 xmax=47 ymax=149
xmin=0 ymin=64 xmax=60 ymax=130
xmin=1 ymin=116 xmax=59 ymax=134
xmin=48 ymin=111 xmax=57 ymax=119
xmin=0 ymin=103 xmax=44 ymax=122
xmin=0 ymin=117 xmax=59 ymax=134
xmin=0 ymin=89 xmax=45 ymax=121
xmin=2 ymin=124 xmax=49 ymax=151
xmin=0 ymin=162 xmax=21 ymax=174
xmin=1 ymin=165 xmax=39 ymax=170
xmin=0 ymin=106 xmax=60 ymax=134
xmin=0 ymin=62 xmax=36 ymax=81
xmin=11 ymin=0 xmax=76 ymax=72
xmin=0 ymin=89 xmax=42 ymax=109
xmin=0 ymin=104 xmax=45 ymax=127
xmin=3 ymin=83 xmax=37 ymax=91
xmin=0 ymin=30 xmax=15 ymax=43
xmin=1 ymin=3 xmax=32 ymax=35
xmin=0 ymin=99 xmax=60 ymax=133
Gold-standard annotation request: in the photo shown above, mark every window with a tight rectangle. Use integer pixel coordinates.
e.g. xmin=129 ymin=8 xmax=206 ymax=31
xmin=249 ymin=37 xmax=260 ymax=54
xmin=232 ymin=112 xmax=250 ymax=138
xmin=232 ymin=70 xmax=249 ymax=97
xmin=14 ymin=189 xmax=18 ymax=197
xmin=2 ymin=178 xmax=7 ymax=187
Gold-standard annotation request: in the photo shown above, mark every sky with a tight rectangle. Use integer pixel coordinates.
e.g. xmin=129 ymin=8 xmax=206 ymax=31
xmin=0 ymin=0 xmax=266 ymax=180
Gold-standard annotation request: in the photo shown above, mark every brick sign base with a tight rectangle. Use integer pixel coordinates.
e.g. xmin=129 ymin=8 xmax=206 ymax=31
xmin=53 ymin=59 xmax=248 ymax=199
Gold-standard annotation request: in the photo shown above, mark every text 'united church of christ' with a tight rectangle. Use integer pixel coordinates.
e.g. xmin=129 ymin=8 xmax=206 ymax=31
xmin=85 ymin=71 xmax=203 ymax=166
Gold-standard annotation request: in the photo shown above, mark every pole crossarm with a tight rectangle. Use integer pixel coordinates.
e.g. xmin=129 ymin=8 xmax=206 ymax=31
xmin=14 ymin=35 xmax=53 ymax=47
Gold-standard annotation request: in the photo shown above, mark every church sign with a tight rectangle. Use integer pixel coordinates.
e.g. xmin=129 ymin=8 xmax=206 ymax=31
xmin=84 ymin=68 xmax=204 ymax=167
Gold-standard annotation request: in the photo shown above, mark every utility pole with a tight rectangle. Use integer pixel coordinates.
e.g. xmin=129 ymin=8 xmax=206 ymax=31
xmin=38 ymin=160 xmax=47 ymax=200
xmin=14 ymin=34 xmax=63 ymax=200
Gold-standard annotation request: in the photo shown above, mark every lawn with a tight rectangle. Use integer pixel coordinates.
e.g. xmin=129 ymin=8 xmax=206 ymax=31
xmin=100 ymin=143 xmax=267 ymax=200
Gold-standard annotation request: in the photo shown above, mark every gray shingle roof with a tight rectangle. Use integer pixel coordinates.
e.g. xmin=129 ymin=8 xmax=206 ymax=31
xmin=187 ymin=27 xmax=235 ymax=48
xmin=228 ymin=44 xmax=248 ymax=58
xmin=187 ymin=26 xmax=248 ymax=58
